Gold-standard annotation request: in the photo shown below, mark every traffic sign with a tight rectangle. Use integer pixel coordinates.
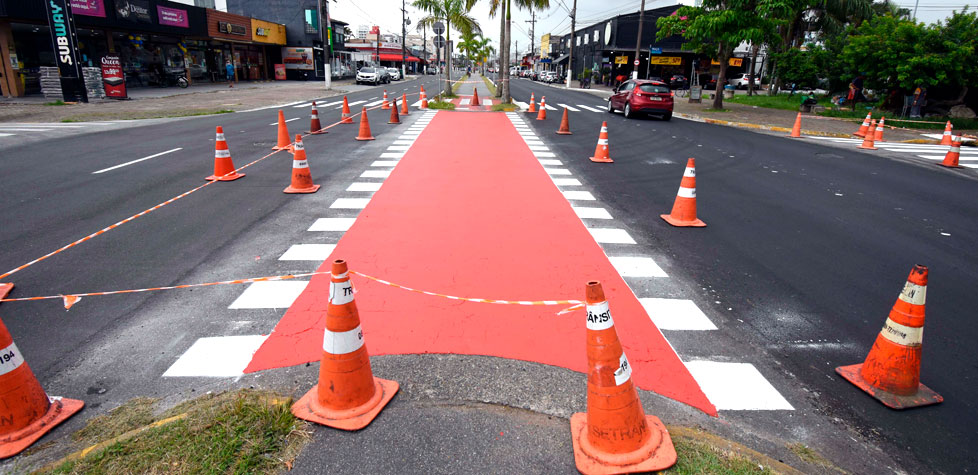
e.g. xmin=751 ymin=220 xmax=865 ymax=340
xmin=432 ymin=22 xmax=445 ymax=35
xmin=650 ymin=47 xmax=662 ymax=55
xmin=433 ymin=35 xmax=446 ymax=48
xmin=633 ymin=59 xmax=640 ymax=66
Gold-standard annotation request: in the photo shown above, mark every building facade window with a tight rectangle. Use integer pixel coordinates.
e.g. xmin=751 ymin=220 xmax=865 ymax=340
xmin=304 ymin=9 xmax=318 ymax=33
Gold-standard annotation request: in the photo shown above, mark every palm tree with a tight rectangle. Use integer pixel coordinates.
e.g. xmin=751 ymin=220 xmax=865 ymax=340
xmin=475 ymin=36 xmax=494 ymax=74
xmin=466 ymin=0 xmax=549 ymax=103
xmin=457 ymin=30 xmax=482 ymax=68
xmin=414 ymin=0 xmax=481 ymax=95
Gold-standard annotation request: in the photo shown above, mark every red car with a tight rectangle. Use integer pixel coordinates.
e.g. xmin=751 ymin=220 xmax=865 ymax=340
xmin=607 ymin=79 xmax=673 ymax=120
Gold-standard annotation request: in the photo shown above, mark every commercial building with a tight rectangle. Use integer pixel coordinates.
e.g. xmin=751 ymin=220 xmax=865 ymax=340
xmin=0 ymin=0 xmax=287 ymax=97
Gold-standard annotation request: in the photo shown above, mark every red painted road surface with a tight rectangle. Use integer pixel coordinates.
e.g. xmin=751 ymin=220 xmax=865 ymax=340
xmin=245 ymin=111 xmax=716 ymax=415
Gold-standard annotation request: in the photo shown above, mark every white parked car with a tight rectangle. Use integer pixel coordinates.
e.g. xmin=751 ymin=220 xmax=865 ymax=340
xmin=727 ymin=73 xmax=760 ymax=89
xmin=386 ymin=67 xmax=401 ymax=81
xmin=356 ymin=67 xmax=387 ymax=85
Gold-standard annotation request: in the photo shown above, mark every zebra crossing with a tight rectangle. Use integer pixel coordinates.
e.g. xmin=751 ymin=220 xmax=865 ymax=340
xmin=808 ymin=136 xmax=978 ymax=168
xmin=0 ymin=122 xmax=120 ymax=139
xmin=513 ymin=101 xmax=608 ymax=113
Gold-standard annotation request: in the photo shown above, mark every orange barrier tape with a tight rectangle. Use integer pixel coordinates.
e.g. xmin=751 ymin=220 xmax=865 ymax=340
xmin=0 ymin=92 xmax=425 ymax=281
xmin=350 ymin=270 xmax=584 ymax=314
xmin=0 ymin=271 xmax=333 ymax=310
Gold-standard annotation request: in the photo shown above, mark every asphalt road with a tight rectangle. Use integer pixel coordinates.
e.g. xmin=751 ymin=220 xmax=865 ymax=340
xmin=508 ymin=77 xmax=978 ymax=473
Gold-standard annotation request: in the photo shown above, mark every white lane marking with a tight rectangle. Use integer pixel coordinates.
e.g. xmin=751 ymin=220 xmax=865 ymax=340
xmin=544 ymin=168 xmax=571 ymax=175
xmin=557 ymin=104 xmax=580 ymax=112
xmin=393 ymin=140 xmax=415 ymax=145
xmin=228 ymin=281 xmax=308 ymax=309
xmin=361 ymin=170 xmax=392 ymax=178
xmin=609 ymin=256 xmax=667 ymax=277
xmin=587 ymin=228 xmax=636 ymax=244
xmin=562 ymin=190 xmax=596 ymax=201
xmin=411 ymin=100 xmax=422 ymax=107
xmin=553 ymin=178 xmax=582 ymax=186
xmin=292 ymin=102 xmax=312 ymax=108
xmin=240 ymin=100 xmax=305 ymax=112
xmin=309 ymin=218 xmax=356 ymax=231
xmin=534 ymin=151 xmax=557 ymax=158
xmin=640 ymin=298 xmax=717 ymax=330
xmin=348 ymin=182 xmax=383 ymax=192
xmin=577 ymin=104 xmax=602 ymax=112
xmin=162 ymin=335 xmax=268 ymax=377
xmin=685 ymin=361 xmax=794 ymax=410
xmin=483 ymin=99 xmax=493 ymax=106
xmin=366 ymin=100 xmax=385 ymax=107
xmin=0 ymin=133 xmax=12 ymax=137
xmin=544 ymin=103 xmax=557 ymax=110
xmin=916 ymin=154 xmax=978 ymax=161
xmin=528 ymin=145 xmax=549 ymax=151
xmin=539 ymin=159 xmax=563 ymax=166
xmin=460 ymin=98 xmax=471 ymax=105
xmin=331 ymin=198 xmax=371 ymax=209
xmin=381 ymin=152 xmax=406 ymax=159
xmin=387 ymin=145 xmax=410 ymax=151
xmin=371 ymin=160 xmax=399 ymax=167
xmin=279 ymin=243 xmax=337 ymax=261
xmin=513 ymin=101 xmax=529 ymax=109
xmin=92 ymin=148 xmax=183 ymax=174
xmin=268 ymin=117 xmax=301 ymax=125
xmin=573 ymin=207 xmax=613 ymax=219
xmin=319 ymin=100 xmax=343 ymax=108
xmin=0 ymin=128 xmax=55 ymax=132
xmin=344 ymin=100 xmax=367 ymax=108
xmin=0 ymin=123 xmax=85 ymax=128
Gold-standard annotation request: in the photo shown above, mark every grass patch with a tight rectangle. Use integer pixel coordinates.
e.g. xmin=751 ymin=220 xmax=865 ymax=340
xmin=481 ymin=76 xmax=497 ymax=96
xmin=452 ymin=74 xmax=469 ymax=94
xmin=787 ymin=443 xmax=837 ymax=471
xmin=44 ymin=100 xmax=66 ymax=106
xmin=61 ymin=109 xmax=234 ymax=122
xmin=427 ymin=100 xmax=455 ymax=110
xmin=704 ymin=108 xmax=731 ymax=112
xmin=664 ymin=436 xmax=775 ymax=474
xmin=491 ymin=102 xmax=519 ymax=112
xmin=725 ymin=93 xmax=813 ymax=112
xmin=60 ymin=118 xmax=82 ymax=123
xmin=42 ymin=389 xmax=309 ymax=475
xmin=71 ymin=397 xmax=158 ymax=446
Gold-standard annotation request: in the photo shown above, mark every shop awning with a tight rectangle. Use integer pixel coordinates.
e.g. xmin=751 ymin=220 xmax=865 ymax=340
xmin=553 ymin=54 xmax=569 ymax=64
xmin=373 ymin=53 xmax=420 ymax=62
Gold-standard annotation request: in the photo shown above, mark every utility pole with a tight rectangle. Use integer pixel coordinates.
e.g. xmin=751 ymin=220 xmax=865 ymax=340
xmin=376 ymin=26 xmax=381 ymax=68
xmin=319 ymin=0 xmax=331 ymax=89
xmin=566 ymin=0 xmax=576 ymax=88
xmin=633 ymin=0 xmax=645 ymax=80
xmin=401 ymin=0 xmax=407 ymax=78
xmin=525 ymin=9 xmax=536 ymax=72
xmin=422 ymin=24 xmax=427 ymax=75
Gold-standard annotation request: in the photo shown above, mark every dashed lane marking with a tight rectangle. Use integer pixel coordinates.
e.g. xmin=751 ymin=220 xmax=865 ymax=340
xmin=685 ymin=361 xmax=794 ymax=411
xmin=557 ymin=104 xmax=580 ymax=112
xmin=577 ymin=104 xmax=603 ymax=112
xmin=572 ymin=207 xmax=613 ymax=219
xmin=639 ymin=298 xmax=717 ymax=331
xmin=347 ymin=182 xmax=383 ymax=192
xmin=608 ymin=256 xmax=667 ymax=277
xmin=562 ymin=190 xmax=596 ymax=201
xmin=279 ymin=244 xmax=337 ymax=261
xmin=586 ymin=228 xmax=637 ymax=244
xmin=330 ymin=198 xmax=371 ymax=209
xmin=228 ymin=281 xmax=308 ymax=309
xmin=163 ymin=335 xmax=268 ymax=378
xmin=361 ymin=170 xmax=393 ymax=178
xmin=308 ymin=218 xmax=356 ymax=232
xmin=92 ymin=148 xmax=182 ymax=174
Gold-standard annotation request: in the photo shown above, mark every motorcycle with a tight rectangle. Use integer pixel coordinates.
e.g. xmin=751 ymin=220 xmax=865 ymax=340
xmin=157 ymin=67 xmax=189 ymax=88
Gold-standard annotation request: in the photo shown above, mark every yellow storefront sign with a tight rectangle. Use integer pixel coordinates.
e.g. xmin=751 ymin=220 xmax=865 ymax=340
xmin=251 ymin=19 xmax=287 ymax=45
xmin=710 ymin=58 xmax=743 ymax=67
xmin=648 ymin=56 xmax=682 ymax=66
xmin=614 ymin=55 xmax=629 ymax=65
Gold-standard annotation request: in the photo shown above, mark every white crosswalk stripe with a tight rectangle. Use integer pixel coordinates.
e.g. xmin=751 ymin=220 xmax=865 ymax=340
xmin=577 ymin=104 xmax=603 ymax=112
xmin=365 ymin=100 xmax=385 ymax=107
xmin=557 ymin=104 xmax=579 ymax=112
xmin=343 ymin=100 xmax=367 ymax=108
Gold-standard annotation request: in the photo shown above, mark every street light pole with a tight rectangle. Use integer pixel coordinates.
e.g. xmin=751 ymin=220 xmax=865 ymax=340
xmin=566 ymin=0 xmax=576 ymax=88
xmin=633 ymin=0 xmax=645 ymax=80
xmin=401 ymin=0 xmax=407 ymax=78
xmin=320 ymin=0 xmax=331 ymax=89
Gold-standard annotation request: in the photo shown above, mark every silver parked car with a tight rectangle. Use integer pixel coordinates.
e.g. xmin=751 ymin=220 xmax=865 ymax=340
xmin=386 ymin=67 xmax=401 ymax=81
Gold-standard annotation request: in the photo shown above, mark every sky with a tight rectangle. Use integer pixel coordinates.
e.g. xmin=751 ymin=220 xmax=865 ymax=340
xmin=205 ymin=0 xmax=973 ymax=56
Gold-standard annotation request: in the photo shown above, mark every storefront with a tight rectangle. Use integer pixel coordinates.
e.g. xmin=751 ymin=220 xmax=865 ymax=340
xmin=250 ymin=18 xmax=285 ymax=79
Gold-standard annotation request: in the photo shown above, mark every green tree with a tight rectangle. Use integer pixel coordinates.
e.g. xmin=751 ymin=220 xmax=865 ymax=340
xmin=466 ymin=0 xmax=549 ymax=103
xmin=657 ymin=0 xmax=791 ymax=109
xmin=414 ymin=0 xmax=481 ymax=95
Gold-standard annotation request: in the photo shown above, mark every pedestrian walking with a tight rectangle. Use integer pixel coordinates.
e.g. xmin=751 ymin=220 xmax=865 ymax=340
xmin=226 ymin=60 xmax=235 ymax=88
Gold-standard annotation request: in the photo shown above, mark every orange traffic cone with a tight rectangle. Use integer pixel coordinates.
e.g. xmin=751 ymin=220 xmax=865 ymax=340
xmin=291 ymin=259 xmax=399 ymax=430
xmin=307 ymin=101 xmax=325 ymax=134
xmin=355 ymin=107 xmax=375 ymax=141
xmin=400 ymin=93 xmax=409 ymax=116
xmin=381 ymin=90 xmax=390 ymax=110
xmin=836 ymin=265 xmax=943 ymax=409
xmin=527 ymin=93 xmax=537 ymax=113
xmin=556 ymin=107 xmax=572 ymax=135
xmin=471 ymin=88 xmax=480 ymax=106
xmin=388 ymin=99 xmax=400 ymax=124
xmin=589 ymin=121 xmax=613 ymax=163
xmin=0 ymin=317 xmax=84 ymax=459
xmin=939 ymin=121 xmax=954 ymax=145
xmin=874 ymin=117 xmax=886 ymax=142
xmin=939 ymin=136 xmax=963 ymax=168
xmin=859 ymin=120 xmax=878 ymax=150
xmin=854 ymin=112 xmax=872 ymax=138
xmin=537 ymin=96 xmax=547 ymax=120
xmin=283 ymin=135 xmax=320 ymax=194
xmin=660 ymin=158 xmax=706 ymax=227
xmin=273 ymin=110 xmax=293 ymax=151
xmin=206 ymin=126 xmax=245 ymax=181
xmin=789 ymin=112 xmax=802 ymax=138
xmin=340 ymin=96 xmax=354 ymax=124
xmin=0 ymin=283 xmax=11 ymax=301
xmin=420 ymin=87 xmax=429 ymax=109
xmin=570 ymin=281 xmax=676 ymax=474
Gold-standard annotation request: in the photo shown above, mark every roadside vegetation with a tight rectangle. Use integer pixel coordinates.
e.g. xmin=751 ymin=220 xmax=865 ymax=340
xmin=427 ymin=100 xmax=456 ymax=110
xmin=41 ymin=390 xmax=308 ymax=474
xmin=481 ymin=75 xmax=497 ymax=96
xmin=491 ymin=103 xmax=518 ymax=112
xmin=452 ymin=74 xmax=469 ymax=94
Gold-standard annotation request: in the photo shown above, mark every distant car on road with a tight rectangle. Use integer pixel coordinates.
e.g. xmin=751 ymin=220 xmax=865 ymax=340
xmin=607 ymin=79 xmax=673 ymax=120
xmin=356 ymin=67 xmax=389 ymax=85
xmin=728 ymin=73 xmax=760 ymax=89
xmin=669 ymin=74 xmax=688 ymax=89
xmin=386 ymin=67 xmax=401 ymax=81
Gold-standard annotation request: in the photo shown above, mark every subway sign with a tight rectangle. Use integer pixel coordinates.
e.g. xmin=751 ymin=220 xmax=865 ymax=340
xmin=44 ymin=0 xmax=87 ymax=102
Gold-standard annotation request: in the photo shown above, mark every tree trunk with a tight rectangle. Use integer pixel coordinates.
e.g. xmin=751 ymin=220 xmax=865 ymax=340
xmin=497 ymin=3 xmax=505 ymax=98
xmin=748 ymin=43 xmax=759 ymax=96
xmin=502 ymin=1 xmax=512 ymax=103
xmin=713 ymin=43 xmax=730 ymax=110
xmin=444 ymin=21 xmax=453 ymax=96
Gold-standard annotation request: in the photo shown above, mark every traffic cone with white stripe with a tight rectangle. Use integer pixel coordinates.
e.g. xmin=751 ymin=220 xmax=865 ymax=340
xmin=556 ymin=107 xmax=572 ymax=135
xmin=589 ymin=121 xmax=613 ymax=163
xmin=527 ymin=93 xmax=537 ymax=113
xmin=206 ymin=126 xmax=245 ymax=181
xmin=0 ymin=317 xmax=84 ymax=459
xmin=874 ymin=117 xmax=886 ymax=142
xmin=340 ymin=96 xmax=354 ymax=124
xmin=789 ymin=112 xmax=802 ymax=138
xmin=570 ymin=281 xmax=676 ymax=474
xmin=400 ymin=93 xmax=409 ymax=116
xmin=660 ymin=158 xmax=705 ymax=227
xmin=471 ymin=87 xmax=481 ymax=106
xmin=859 ymin=120 xmax=878 ymax=150
xmin=853 ymin=113 xmax=872 ymax=138
xmin=381 ymin=90 xmax=390 ymax=110
xmin=388 ymin=99 xmax=400 ymax=124
xmin=283 ymin=135 xmax=320 ymax=194
xmin=291 ymin=259 xmax=399 ymax=430
xmin=420 ymin=87 xmax=429 ymax=109
xmin=939 ymin=121 xmax=954 ymax=145
xmin=835 ymin=265 xmax=943 ymax=409
xmin=307 ymin=101 xmax=325 ymax=134
xmin=939 ymin=136 xmax=963 ymax=168
xmin=273 ymin=110 xmax=293 ymax=151
xmin=355 ymin=106 xmax=375 ymax=141
xmin=537 ymin=96 xmax=548 ymax=120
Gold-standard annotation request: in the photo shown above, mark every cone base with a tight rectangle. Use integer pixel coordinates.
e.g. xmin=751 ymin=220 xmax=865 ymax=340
xmin=355 ymin=136 xmax=375 ymax=141
xmin=556 ymin=131 xmax=573 ymax=135
xmin=660 ymin=214 xmax=706 ymax=227
xmin=205 ymin=172 xmax=245 ymax=182
xmin=835 ymin=364 xmax=943 ymax=409
xmin=388 ymin=120 xmax=400 ymax=125
xmin=381 ymin=105 xmax=390 ymax=110
xmin=0 ymin=282 xmax=12 ymax=300
xmin=272 ymin=145 xmax=294 ymax=152
xmin=789 ymin=132 xmax=801 ymax=138
xmin=291 ymin=377 xmax=398 ymax=431
xmin=853 ymin=132 xmax=866 ymax=138
xmin=858 ymin=144 xmax=877 ymax=150
xmin=570 ymin=413 xmax=676 ymax=474
xmin=589 ymin=156 xmax=614 ymax=163
xmin=0 ymin=397 xmax=84 ymax=459
xmin=340 ymin=117 xmax=354 ymax=124
xmin=284 ymin=184 xmax=321 ymax=194
xmin=307 ymin=130 xmax=327 ymax=135
xmin=536 ymin=116 xmax=546 ymax=121
xmin=938 ymin=162 xmax=963 ymax=169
